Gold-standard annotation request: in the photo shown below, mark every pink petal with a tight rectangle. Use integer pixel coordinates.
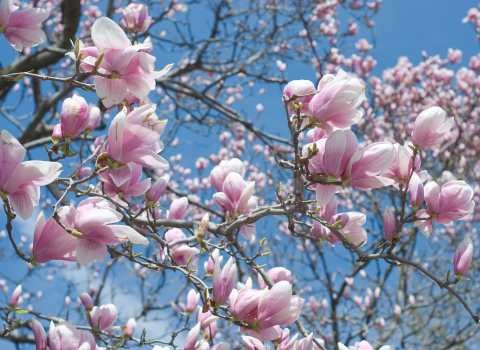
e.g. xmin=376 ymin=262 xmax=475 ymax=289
xmin=76 ymin=238 xmax=107 ymax=266
xmin=91 ymin=17 xmax=131 ymax=53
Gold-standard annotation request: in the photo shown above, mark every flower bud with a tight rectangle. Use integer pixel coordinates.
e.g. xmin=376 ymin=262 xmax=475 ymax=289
xmin=120 ymin=4 xmax=152 ymax=34
xmin=79 ymin=292 xmax=94 ymax=311
xmin=408 ymin=172 xmax=424 ymax=208
xmin=61 ymin=94 xmax=89 ymax=139
xmin=186 ymin=289 xmax=200 ymax=314
xmin=147 ymin=174 xmax=169 ymax=203
xmin=52 ymin=124 xmax=63 ymax=142
xmin=123 ymin=318 xmax=136 ymax=337
xmin=86 ymin=106 xmax=101 ymax=132
xmin=383 ymin=206 xmax=395 ymax=241
xmin=197 ymin=213 xmax=209 ymax=240
xmin=31 ymin=318 xmax=47 ymax=350
xmin=411 ymin=106 xmax=454 ymax=149
xmin=453 ymin=234 xmax=473 ymax=277
xmin=9 ymin=285 xmax=21 ymax=308
xmin=167 ymin=197 xmax=189 ymax=220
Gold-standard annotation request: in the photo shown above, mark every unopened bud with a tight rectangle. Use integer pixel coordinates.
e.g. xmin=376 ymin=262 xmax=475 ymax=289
xmin=197 ymin=213 xmax=209 ymax=240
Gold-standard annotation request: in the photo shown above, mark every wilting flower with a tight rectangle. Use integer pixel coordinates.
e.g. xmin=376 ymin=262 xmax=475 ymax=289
xmin=0 ymin=0 xmax=49 ymax=51
xmin=308 ymin=70 xmax=365 ymax=131
xmin=453 ymin=234 xmax=473 ymax=277
xmin=416 ymin=181 xmax=475 ymax=238
xmin=0 ymin=130 xmax=62 ymax=219
xmin=411 ymin=107 xmax=454 ymax=149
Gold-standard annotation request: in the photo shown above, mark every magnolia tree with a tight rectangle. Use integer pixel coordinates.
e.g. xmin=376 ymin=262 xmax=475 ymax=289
xmin=0 ymin=0 xmax=479 ymax=349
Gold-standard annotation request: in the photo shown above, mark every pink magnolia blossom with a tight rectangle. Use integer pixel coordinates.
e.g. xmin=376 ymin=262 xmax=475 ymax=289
xmin=86 ymin=106 xmax=102 ymax=132
xmin=79 ymin=292 xmax=93 ymax=311
xmin=210 ymin=158 xmax=245 ymax=192
xmin=409 ymin=172 xmax=424 ymax=209
xmin=383 ymin=206 xmax=395 ymax=241
xmin=31 ymin=318 xmax=47 ymax=350
xmin=97 ymin=163 xmax=151 ymax=203
xmin=49 ymin=319 xmax=97 ymax=350
xmin=355 ymin=38 xmax=372 ymax=53
xmin=242 ymin=336 xmax=267 ymax=350
xmin=274 ymin=328 xmax=298 ymax=350
xmin=453 ymin=234 xmax=473 ymax=277
xmin=52 ymin=124 xmax=63 ymax=142
xmin=167 ymin=197 xmax=189 ymax=220
xmin=213 ymin=172 xmax=258 ymax=240
xmin=0 ymin=0 xmax=49 ymax=51
xmin=338 ymin=341 xmax=391 ymax=350
xmin=196 ymin=306 xmax=219 ymax=339
xmin=186 ymin=289 xmax=200 ymax=314
xmin=120 ymin=4 xmax=152 ymax=34
xmin=57 ymin=197 xmax=149 ymax=265
xmin=147 ymin=174 xmax=169 ymax=203
xmin=89 ymin=303 xmax=118 ymax=331
xmin=411 ymin=107 xmax=454 ymax=149
xmin=213 ymin=257 xmax=237 ymax=305
xmin=123 ymin=318 xmax=136 ymax=337
xmin=282 ymin=80 xmax=316 ymax=116
xmin=308 ymin=70 xmax=365 ymax=131
xmin=211 ymin=343 xmax=230 ymax=350
xmin=165 ymin=228 xmax=199 ymax=270
xmin=382 ymin=142 xmax=427 ymax=189
xmin=448 ymin=48 xmax=462 ymax=64
xmin=61 ymin=94 xmax=89 ymax=140
xmin=258 ymin=267 xmax=292 ymax=290
xmin=32 ymin=211 xmax=78 ymax=264
xmin=184 ymin=322 xmax=201 ymax=350
xmin=230 ymin=281 xmax=304 ymax=340
xmin=0 ymin=130 xmax=62 ymax=219
xmin=8 ymin=284 xmax=21 ymax=308
xmin=101 ymin=104 xmax=168 ymax=187
xmin=80 ymin=17 xmax=173 ymax=108
xmin=416 ymin=181 xmax=475 ymax=238
xmin=204 ymin=249 xmax=222 ymax=274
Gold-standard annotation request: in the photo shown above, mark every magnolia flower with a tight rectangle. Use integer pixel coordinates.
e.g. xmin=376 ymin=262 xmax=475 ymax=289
xmin=213 ymin=172 xmax=258 ymax=240
xmin=86 ymin=106 xmax=102 ymax=132
xmin=383 ymin=206 xmax=395 ymax=241
xmin=416 ymin=181 xmax=475 ymax=238
xmin=0 ymin=0 xmax=49 ymax=51
xmin=184 ymin=322 xmax=201 ymax=350
xmin=411 ymin=107 xmax=454 ymax=149
xmin=89 ymin=304 xmax=118 ymax=331
xmin=52 ymin=124 xmax=63 ymax=142
xmin=167 ymin=197 xmax=189 ymax=220
xmin=274 ymin=328 xmax=298 ymax=350
xmin=213 ymin=257 xmax=237 ymax=305
xmin=120 ymin=3 xmax=152 ymax=34
xmin=79 ymin=292 xmax=94 ymax=311
xmin=448 ymin=48 xmax=462 ymax=64
xmin=408 ymin=172 xmax=424 ymax=209
xmin=32 ymin=211 xmax=78 ymax=264
xmin=196 ymin=306 xmax=219 ymax=339
xmin=56 ymin=197 xmax=148 ymax=265
xmin=338 ymin=341 xmax=391 ymax=350
xmin=97 ymin=163 xmax=151 ymax=203
xmin=147 ymin=174 xmax=169 ymax=203
xmin=80 ymin=17 xmax=173 ymax=107
xmin=204 ymin=249 xmax=222 ymax=274
xmin=31 ymin=318 xmax=47 ymax=350
xmin=453 ymin=234 xmax=473 ymax=277
xmin=242 ymin=336 xmax=267 ymax=350
xmin=99 ymin=104 xmax=168 ymax=187
xmin=308 ymin=70 xmax=365 ymax=131
xmin=123 ymin=318 xmax=136 ymax=338
xmin=185 ymin=289 xmax=200 ymax=314
xmin=8 ymin=284 xmax=21 ymax=308
xmin=258 ymin=267 xmax=292 ymax=290
xmin=382 ymin=142 xmax=427 ymax=189
xmin=165 ymin=228 xmax=199 ymax=271
xmin=49 ymin=319 xmax=97 ymax=350
xmin=282 ymin=80 xmax=316 ymax=116
xmin=210 ymin=158 xmax=245 ymax=192
xmin=0 ymin=130 xmax=62 ymax=219
xmin=230 ymin=281 xmax=304 ymax=340
xmin=61 ymin=94 xmax=89 ymax=140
